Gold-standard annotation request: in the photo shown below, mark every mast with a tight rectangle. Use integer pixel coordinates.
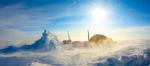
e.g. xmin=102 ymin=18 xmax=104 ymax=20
xmin=68 ymin=31 xmax=71 ymax=40
xmin=87 ymin=30 xmax=90 ymax=41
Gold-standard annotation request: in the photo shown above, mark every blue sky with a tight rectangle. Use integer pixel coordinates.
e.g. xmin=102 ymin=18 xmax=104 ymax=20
xmin=0 ymin=0 xmax=150 ymax=46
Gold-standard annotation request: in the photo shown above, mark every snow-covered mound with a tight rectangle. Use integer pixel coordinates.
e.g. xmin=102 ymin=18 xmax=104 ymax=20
xmin=0 ymin=30 xmax=57 ymax=53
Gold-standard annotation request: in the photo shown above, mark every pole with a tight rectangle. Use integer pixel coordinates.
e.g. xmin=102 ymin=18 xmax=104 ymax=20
xmin=87 ymin=30 xmax=90 ymax=41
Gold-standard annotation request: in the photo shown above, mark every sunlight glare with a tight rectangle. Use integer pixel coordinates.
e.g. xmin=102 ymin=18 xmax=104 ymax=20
xmin=90 ymin=7 xmax=108 ymax=23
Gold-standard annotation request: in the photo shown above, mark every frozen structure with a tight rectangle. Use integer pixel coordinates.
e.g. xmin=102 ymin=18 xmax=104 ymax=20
xmin=21 ymin=29 xmax=56 ymax=51
xmin=89 ymin=34 xmax=113 ymax=45
xmin=62 ymin=32 xmax=72 ymax=44
xmin=0 ymin=30 xmax=57 ymax=53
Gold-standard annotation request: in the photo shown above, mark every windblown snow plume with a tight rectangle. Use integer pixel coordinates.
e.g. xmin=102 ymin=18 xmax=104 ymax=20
xmin=0 ymin=40 xmax=150 ymax=66
xmin=0 ymin=31 xmax=150 ymax=66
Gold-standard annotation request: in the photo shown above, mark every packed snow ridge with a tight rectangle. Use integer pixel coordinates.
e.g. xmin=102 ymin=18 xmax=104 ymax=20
xmin=0 ymin=30 xmax=57 ymax=53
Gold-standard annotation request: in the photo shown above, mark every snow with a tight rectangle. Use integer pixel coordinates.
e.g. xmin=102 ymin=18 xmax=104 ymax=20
xmin=0 ymin=31 xmax=150 ymax=66
xmin=0 ymin=30 xmax=56 ymax=53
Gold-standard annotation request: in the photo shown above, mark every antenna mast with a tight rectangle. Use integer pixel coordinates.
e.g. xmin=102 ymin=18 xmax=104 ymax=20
xmin=87 ymin=30 xmax=90 ymax=41
xmin=68 ymin=31 xmax=71 ymax=40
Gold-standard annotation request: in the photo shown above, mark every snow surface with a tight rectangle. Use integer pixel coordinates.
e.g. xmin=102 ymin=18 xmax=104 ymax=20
xmin=0 ymin=40 xmax=150 ymax=66
xmin=0 ymin=32 xmax=150 ymax=66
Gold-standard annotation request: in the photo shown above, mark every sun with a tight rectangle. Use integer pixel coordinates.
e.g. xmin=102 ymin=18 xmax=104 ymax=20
xmin=90 ymin=7 xmax=108 ymax=23
xmin=86 ymin=6 xmax=111 ymax=30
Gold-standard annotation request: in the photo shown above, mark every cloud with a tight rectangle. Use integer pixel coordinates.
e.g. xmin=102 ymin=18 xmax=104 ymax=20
xmin=111 ymin=26 xmax=150 ymax=40
xmin=0 ymin=1 xmax=149 ymax=47
xmin=0 ymin=3 xmax=81 ymax=47
xmin=0 ymin=28 xmax=38 ymax=48
xmin=112 ymin=26 xmax=150 ymax=33
xmin=0 ymin=3 xmax=82 ymax=31
xmin=0 ymin=4 xmax=51 ymax=30
xmin=0 ymin=3 xmax=52 ymax=48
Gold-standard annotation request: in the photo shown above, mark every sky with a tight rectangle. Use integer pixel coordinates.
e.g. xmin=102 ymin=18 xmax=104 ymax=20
xmin=0 ymin=0 xmax=150 ymax=46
